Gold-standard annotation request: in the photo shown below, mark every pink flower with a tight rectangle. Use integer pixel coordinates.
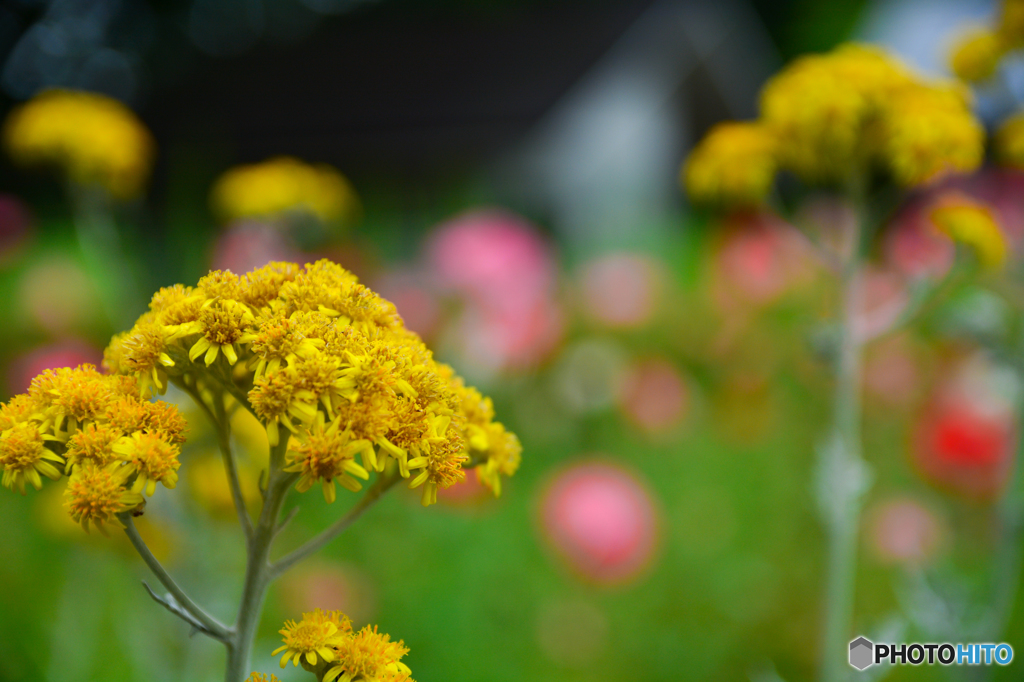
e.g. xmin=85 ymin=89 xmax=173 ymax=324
xmin=577 ymin=253 xmax=663 ymax=329
xmin=539 ymin=461 xmax=659 ymax=585
xmin=7 ymin=339 xmax=102 ymax=396
xmin=867 ymin=498 xmax=944 ymax=566
xmin=617 ymin=357 xmax=690 ymax=434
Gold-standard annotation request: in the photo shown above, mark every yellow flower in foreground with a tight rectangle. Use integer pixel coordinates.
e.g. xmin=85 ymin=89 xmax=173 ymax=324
xmin=3 ymin=89 xmax=154 ymax=198
xmin=246 ymin=675 xmax=281 ymax=682
xmin=0 ymin=421 xmax=63 ymax=494
xmin=929 ymin=193 xmax=1007 ymax=269
xmin=210 ymin=156 xmax=358 ymax=224
xmin=949 ymin=28 xmax=1005 ymax=82
xmin=324 ymin=625 xmax=413 ymax=682
xmin=273 ymin=609 xmax=351 ymax=669
xmin=683 ymin=122 xmax=776 ymax=206
xmin=284 ymin=413 xmax=372 ymax=503
xmin=996 ymin=111 xmax=1024 ymax=168
xmin=63 ymin=462 xmax=143 ymax=534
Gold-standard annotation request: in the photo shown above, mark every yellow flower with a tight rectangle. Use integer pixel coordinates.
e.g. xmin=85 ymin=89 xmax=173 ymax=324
xmin=211 ymin=156 xmax=359 ymax=225
xmin=406 ymin=415 xmax=467 ymax=507
xmin=949 ymin=28 xmax=1005 ymax=82
xmin=0 ymin=421 xmax=64 ymax=494
xmin=62 ymin=462 xmax=143 ymax=534
xmin=272 ymin=608 xmax=351 ymax=669
xmin=760 ymin=52 xmax=869 ymax=179
xmin=929 ymin=193 xmax=1007 ymax=269
xmin=246 ymin=675 xmax=281 ymax=682
xmin=111 ymin=431 xmax=181 ymax=496
xmin=683 ymin=122 xmax=776 ymax=206
xmin=998 ymin=0 xmax=1024 ymax=47
xmin=64 ymin=422 xmax=121 ymax=472
xmin=879 ymin=84 xmax=984 ymax=186
xmin=995 ymin=111 xmax=1024 ymax=168
xmin=474 ymin=422 xmax=522 ymax=498
xmin=324 ymin=625 xmax=413 ymax=682
xmin=2 ymin=89 xmax=154 ymax=198
xmin=284 ymin=414 xmax=372 ymax=503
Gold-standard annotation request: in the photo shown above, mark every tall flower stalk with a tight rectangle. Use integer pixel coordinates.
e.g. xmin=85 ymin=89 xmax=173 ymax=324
xmin=683 ymin=42 xmax=998 ymax=681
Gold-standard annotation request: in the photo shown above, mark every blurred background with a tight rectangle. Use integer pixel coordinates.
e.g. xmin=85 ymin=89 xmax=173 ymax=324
xmin=0 ymin=0 xmax=1023 ymax=680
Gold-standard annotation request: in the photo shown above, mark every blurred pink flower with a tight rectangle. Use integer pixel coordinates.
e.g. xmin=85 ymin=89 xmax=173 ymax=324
xmin=867 ymin=498 xmax=943 ymax=566
xmin=539 ymin=461 xmax=659 ymax=585
xmin=7 ymin=339 xmax=102 ymax=395
xmin=426 ymin=208 xmax=563 ymax=373
xmin=19 ymin=255 xmax=102 ymax=334
xmin=372 ymin=269 xmax=442 ymax=340
xmin=853 ymin=266 xmax=909 ymax=341
xmin=617 ymin=357 xmax=689 ymax=434
xmin=211 ymin=220 xmax=300 ymax=273
xmin=884 ymin=197 xmax=957 ymax=279
xmin=577 ymin=253 xmax=663 ymax=329
xmin=277 ymin=562 xmax=376 ymax=626
xmin=714 ymin=211 xmax=817 ymax=305
xmin=427 ymin=208 xmax=555 ymax=311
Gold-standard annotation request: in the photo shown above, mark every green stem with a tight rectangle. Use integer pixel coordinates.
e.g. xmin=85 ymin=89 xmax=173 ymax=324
xmin=269 ymin=471 xmax=400 ymax=581
xmin=121 ymin=515 xmax=231 ymax=641
xmin=224 ymin=438 xmax=295 ymax=682
xmin=821 ymin=226 xmax=868 ymax=682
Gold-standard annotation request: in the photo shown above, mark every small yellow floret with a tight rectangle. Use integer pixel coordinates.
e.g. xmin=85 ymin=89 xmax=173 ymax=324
xmin=0 ymin=421 xmax=63 ymax=494
xmin=683 ymin=122 xmax=776 ymax=206
xmin=929 ymin=193 xmax=1008 ymax=269
xmin=62 ymin=462 xmax=143 ymax=534
xmin=272 ymin=608 xmax=351 ymax=669
xmin=324 ymin=624 xmax=413 ymax=682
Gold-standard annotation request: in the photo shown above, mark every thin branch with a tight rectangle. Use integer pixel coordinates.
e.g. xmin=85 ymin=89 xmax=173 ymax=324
xmin=121 ymin=515 xmax=232 ymax=642
xmin=178 ymin=381 xmax=255 ymax=543
xmin=269 ymin=472 xmax=400 ymax=580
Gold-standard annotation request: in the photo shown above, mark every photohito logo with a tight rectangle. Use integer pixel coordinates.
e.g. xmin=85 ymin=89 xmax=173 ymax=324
xmin=849 ymin=636 xmax=1013 ymax=670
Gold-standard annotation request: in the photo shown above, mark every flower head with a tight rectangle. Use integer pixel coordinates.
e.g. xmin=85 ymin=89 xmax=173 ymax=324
xmin=0 ymin=421 xmax=63 ymax=493
xmin=929 ymin=193 xmax=1007 ymax=269
xmin=211 ymin=156 xmax=358 ymax=225
xmin=62 ymin=462 xmax=143 ymax=534
xmin=324 ymin=625 xmax=413 ymax=682
xmin=112 ymin=431 xmax=181 ymax=496
xmin=284 ymin=414 xmax=371 ymax=503
xmin=949 ymin=28 xmax=1004 ymax=82
xmin=272 ymin=608 xmax=351 ymax=669
xmin=683 ymin=122 xmax=777 ymax=207
xmin=2 ymin=89 xmax=154 ymax=198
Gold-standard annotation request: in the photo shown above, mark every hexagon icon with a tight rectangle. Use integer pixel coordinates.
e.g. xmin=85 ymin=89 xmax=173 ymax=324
xmin=849 ymin=636 xmax=874 ymax=670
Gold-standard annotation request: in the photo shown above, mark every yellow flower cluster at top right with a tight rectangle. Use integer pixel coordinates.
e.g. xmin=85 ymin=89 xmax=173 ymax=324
xmin=684 ymin=43 xmax=985 ymax=206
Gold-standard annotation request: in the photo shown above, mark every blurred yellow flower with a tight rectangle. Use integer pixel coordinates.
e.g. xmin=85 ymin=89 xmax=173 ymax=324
xmin=929 ymin=193 xmax=1007 ymax=269
xmin=682 ymin=122 xmax=777 ymax=206
xmin=995 ymin=111 xmax=1024 ymax=168
xmin=998 ymin=0 xmax=1024 ymax=47
xmin=210 ymin=156 xmax=359 ymax=224
xmin=879 ymin=83 xmax=984 ymax=186
xmin=949 ymin=28 xmax=1004 ymax=82
xmin=246 ymin=675 xmax=281 ymax=682
xmin=2 ymin=89 xmax=155 ymax=199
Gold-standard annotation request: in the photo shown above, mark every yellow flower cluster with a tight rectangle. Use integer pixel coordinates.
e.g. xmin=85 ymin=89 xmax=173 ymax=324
xmin=210 ymin=157 xmax=358 ymax=224
xmin=104 ymin=259 xmax=521 ymax=506
xmin=3 ymin=89 xmax=155 ymax=199
xmin=272 ymin=609 xmax=414 ymax=682
xmin=0 ymin=366 xmax=187 ymax=533
xmin=948 ymin=0 xmax=1024 ymax=82
xmin=929 ymin=192 xmax=1008 ymax=269
xmin=684 ymin=44 xmax=984 ymax=205
xmin=995 ymin=111 xmax=1024 ymax=168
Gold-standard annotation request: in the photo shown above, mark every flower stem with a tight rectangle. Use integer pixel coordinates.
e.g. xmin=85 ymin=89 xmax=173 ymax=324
xmin=121 ymin=515 xmax=231 ymax=641
xmin=225 ymin=437 xmax=294 ymax=682
xmin=820 ymin=225 xmax=868 ymax=682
